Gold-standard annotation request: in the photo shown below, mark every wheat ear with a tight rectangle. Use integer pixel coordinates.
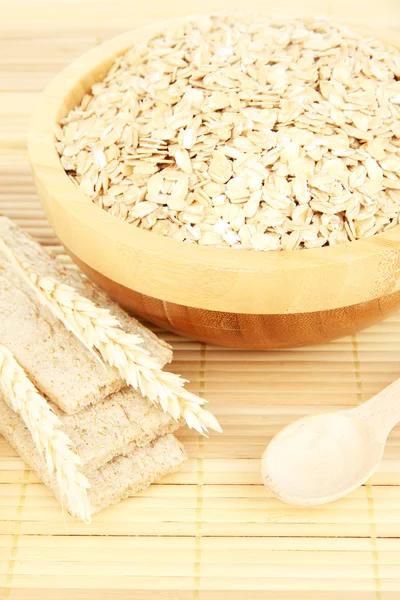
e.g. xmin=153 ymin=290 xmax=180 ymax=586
xmin=0 ymin=241 xmax=221 ymax=435
xmin=0 ymin=345 xmax=91 ymax=522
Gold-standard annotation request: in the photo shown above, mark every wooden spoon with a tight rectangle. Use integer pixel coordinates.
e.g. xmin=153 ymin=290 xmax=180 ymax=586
xmin=261 ymin=378 xmax=400 ymax=506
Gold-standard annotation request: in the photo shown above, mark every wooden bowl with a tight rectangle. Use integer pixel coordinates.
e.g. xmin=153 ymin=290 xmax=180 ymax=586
xmin=28 ymin=18 xmax=400 ymax=349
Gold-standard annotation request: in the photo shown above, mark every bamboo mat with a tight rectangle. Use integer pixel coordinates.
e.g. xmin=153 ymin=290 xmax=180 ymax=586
xmin=2 ymin=1 xmax=400 ymax=598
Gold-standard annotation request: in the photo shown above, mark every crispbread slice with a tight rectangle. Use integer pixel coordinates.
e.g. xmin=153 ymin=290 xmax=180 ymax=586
xmin=55 ymin=386 xmax=180 ymax=471
xmin=0 ymin=217 xmax=172 ymax=414
xmin=0 ymin=398 xmax=186 ymax=517
xmin=88 ymin=434 xmax=185 ymax=514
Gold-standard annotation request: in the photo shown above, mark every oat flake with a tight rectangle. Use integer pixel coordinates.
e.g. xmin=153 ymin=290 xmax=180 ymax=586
xmin=57 ymin=14 xmax=400 ymax=251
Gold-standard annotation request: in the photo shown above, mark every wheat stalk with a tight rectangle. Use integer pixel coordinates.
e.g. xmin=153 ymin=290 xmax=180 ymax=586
xmin=0 ymin=240 xmax=221 ymax=435
xmin=0 ymin=345 xmax=91 ymax=522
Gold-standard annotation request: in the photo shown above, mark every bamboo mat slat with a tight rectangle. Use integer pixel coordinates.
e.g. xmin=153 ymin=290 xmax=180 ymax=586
xmin=1 ymin=1 xmax=400 ymax=598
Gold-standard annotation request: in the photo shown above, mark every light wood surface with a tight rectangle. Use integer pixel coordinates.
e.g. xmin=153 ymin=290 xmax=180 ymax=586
xmin=262 ymin=378 xmax=400 ymax=506
xmin=2 ymin=1 xmax=400 ymax=598
xmin=68 ymin=252 xmax=400 ymax=348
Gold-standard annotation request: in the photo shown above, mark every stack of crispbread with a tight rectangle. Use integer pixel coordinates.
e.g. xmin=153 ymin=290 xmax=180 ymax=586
xmin=0 ymin=217 xmax=186 ymax=520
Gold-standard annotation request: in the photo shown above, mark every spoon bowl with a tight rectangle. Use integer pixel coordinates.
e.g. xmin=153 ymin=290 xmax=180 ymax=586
xmin=262 ymin=411 xmax=385 ymax=506
xmin=261 ymin=379 xmax=400 ymax=506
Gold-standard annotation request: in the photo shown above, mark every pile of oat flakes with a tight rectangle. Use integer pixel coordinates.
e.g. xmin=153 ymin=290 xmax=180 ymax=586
xmin=56 ymin=14 xmax=400 ymax=250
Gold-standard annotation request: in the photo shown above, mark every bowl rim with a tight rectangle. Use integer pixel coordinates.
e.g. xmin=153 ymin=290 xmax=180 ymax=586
xmin=27 ymin=15 xmax=400 ymax=314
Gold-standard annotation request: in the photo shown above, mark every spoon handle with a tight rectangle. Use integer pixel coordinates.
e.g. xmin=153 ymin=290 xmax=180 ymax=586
xmin=350 ymin=377 xmax=400 ymax=437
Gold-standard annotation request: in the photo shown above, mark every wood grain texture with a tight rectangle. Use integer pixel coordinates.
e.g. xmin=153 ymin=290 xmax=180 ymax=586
xmin=2 ymin=1 xmax=400 ymax=598
xmin=72 ymin=249 xmax=400 ymax=348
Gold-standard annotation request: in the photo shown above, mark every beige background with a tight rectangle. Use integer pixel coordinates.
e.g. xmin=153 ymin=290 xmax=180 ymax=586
xmin=2 ymin=1 xmax=400 ymax=598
